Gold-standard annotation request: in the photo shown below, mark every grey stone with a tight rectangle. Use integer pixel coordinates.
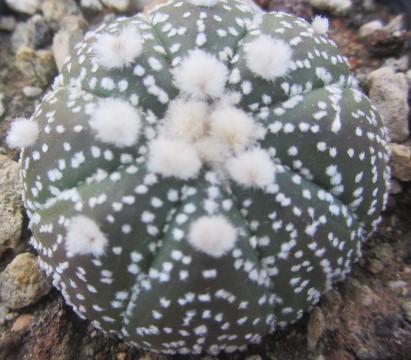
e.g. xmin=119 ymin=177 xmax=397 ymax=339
xmin=22 ymin=86 xmax=43 ymax=98
xmin=11 ymin=15 xmax=52 ymax=52
xmin=308 ymin=0 xmax=352 ymax=16
xmin=15 ymin=46 xmax=58 ymax=87
xmin=0 ymin=155 xmax=25 ymax=257
xmin=0 ymin=253 xmax=52 ymax=309
xmin=0 ymin=92 xmax=4 ymax=117
xmin=389 ymin=143 xmax=411 ymax=182
xmin=359 ymin=20 xmax=384 ymax=38
xmin=368 ymin=67 xmax=409 ymax=142
xmin=130 ymin=0 xmax=155 ymax=11
xmin=0 ymin=16 xmax=16 ymax=32
xmin=52 ymin=16 xmax=88 ymax=72
xmin=5 ymin=0 xmax=41 ymax=14
xmin=386 ymin=14 xmax=406 ymax=32
xmin=41 ymin=0 xmax=82 ymax=31
xmin=80 ymin=0 xmax=103 ymax=12
xmin=101 ymin=0 xmax=130 ymax=11
xmin=383 ymin=55 xmax=409 ymax=73
xmin=0 ymin=303 xmax=8 ymax=326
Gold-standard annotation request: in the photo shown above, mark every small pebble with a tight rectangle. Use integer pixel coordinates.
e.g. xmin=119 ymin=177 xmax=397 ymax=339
xmin=388 ymin=280 xmax=408 ymax=290
xmin=386 ymin=14 xmax=406 ymax=32
xmin=41 ymin=0 xmax=82 ymax=31
xmin=80 ymin=0 xmax=103 ymax=12
xmin=0 ymin=92 xmax=4 ymax=117
xmin=307 ymin=307 xmax=325 ymax=351
xmin=0 ymin=303 xmax=8 ymax=326
xmin=368 ymin=67 xmax=409 ymax=142
xmin=116 ymin=353 xmax=127 ymax=360
xmin=389 ymin=178 xmax=402 ymax=195
xmin=367 ymin=259 xmax=384 ymax=274
xmin=5 ymin=0 xmax=40 ymax=15
xmin=52 ymin=16 xmax=88 ymax=71
xmin=373 ymin=243 xmax=394 ymax=265
xmin=308 ymin=0 xmax=352 ymax=16
xmin=0 ymin=155 xmax=24 ymax=257
xmin=101 ymin=0 xmax=130 ymax=12
xmin=364 ymin=29 xmax=406 ymax=57
xmin=22 ymin=86 xmax=43 ymax=98
xmin=11 ymin=15 xmax=52 ymax=52
xmin=384 ymin=55 xmax=409 ymax=73
xmin=389 ymin=143 xmax=411 ymax=182
xmin=402 ymin=300 xmax=411 ymax=322
xmin=15 ymin=46 xmax=57 ymax=87
xmin=11 ymin=314 xmax=35 ymax=332
xmin=359 ymin=20 xmax=384 ymax=38
xmin=0 ymin=16 xmax=16 ymax=31
xmin=0 ymin=252 xmax=52 ymax=309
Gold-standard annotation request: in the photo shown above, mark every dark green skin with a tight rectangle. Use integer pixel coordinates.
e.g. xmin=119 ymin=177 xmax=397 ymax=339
xmin=20 ymin=0 xmax=389 ymax=355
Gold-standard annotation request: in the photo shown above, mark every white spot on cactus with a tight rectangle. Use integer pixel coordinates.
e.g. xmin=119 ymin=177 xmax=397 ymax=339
xmin=245 ymin=35 xmax=293 ymax=81
xmin=227 ymin=149 xmax=276 ymax=188
xmin=209 ymin=106 xmax=257 ymax=153
xmin=312 ymin=15 xmax=329 ymax=34
xmin=164 ymin=99 xmax=208 ymax=142
xmin=7 ymin=118 xmax=39 ymax=148
xmin=65 ymin=216 xmax=108 ymax=257
xmin=148 ymin=137 xmax=202 ymax=180
xmin=92 ymin=26 xmax=143 ymax=69
xmin=89 ymin=98 xmax=141 ymax=147
xmin=173 ymin=49 xmax=229 ymax=99
xmin=188 ymin=0 xmax=219 ymax=6
xmin=188 ymin=215 xmax=237 ymax=258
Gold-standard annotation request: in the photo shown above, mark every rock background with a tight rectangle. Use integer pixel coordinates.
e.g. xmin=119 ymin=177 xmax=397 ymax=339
xmin=0 ymin=0 xmax=411 ymax=359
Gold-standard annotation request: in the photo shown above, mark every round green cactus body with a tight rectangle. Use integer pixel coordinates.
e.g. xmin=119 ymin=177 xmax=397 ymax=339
xmin=13 ymin=0 xmax=389 ymax=355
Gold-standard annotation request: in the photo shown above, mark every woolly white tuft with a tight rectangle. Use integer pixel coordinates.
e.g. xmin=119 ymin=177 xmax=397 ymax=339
xmin=188 ymin=0 xmax=218 ymax=6
xmin=148 ymin=137 xmax=202 ymax=179
xmin=7 ymin=118 xmax=39 ymax=148
xmin=195 ymin=136 xmax=231 ymax=167
xmin=245 ymin=34 xmax=293 ymax=81
xmin=227 ymin=148 xmax=276 ymax=188
xmin=312 ymin=15 xmax=329 ymax=34
xmin=164 ymin=99 xmax=209 ymax=142
xmin=209 ymin=106 xmax=256 ymax=153
xmin=89 ymin=98 xmax=142 ymax=147
xmin=93 ymin=26 xmax=143 ymax=69
xmin=173 ymin=49 xmax=229 ymax=99
xmin=65 ymin=216 xmax=108 ymax=257
xmin=188 ymin=215 xmax=237 ymax=258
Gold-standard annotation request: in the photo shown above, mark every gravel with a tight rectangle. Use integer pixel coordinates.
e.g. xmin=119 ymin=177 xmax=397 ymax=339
xmin=0 ymin=155 xmax=24 ymax=257
xmin=368 ymin=67 xmax=410 ymax=142
xmin=0 ymin=253 xmax=52 ymax=309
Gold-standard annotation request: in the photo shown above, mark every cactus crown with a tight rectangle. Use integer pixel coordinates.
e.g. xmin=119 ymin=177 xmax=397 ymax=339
xmin=8 ymin=0 xmax=389 ymax=355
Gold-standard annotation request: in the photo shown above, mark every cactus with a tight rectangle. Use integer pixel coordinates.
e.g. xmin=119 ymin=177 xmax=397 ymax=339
xmin=7 ymin=0 xmax=390 ymax=355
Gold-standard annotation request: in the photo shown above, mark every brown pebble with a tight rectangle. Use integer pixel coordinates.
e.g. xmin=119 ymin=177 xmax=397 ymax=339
xmin=11 ymin=314 xmax=35 ymax=332
xmin=367 ymin=259 xmax=384 ymax=274
xmin=364 ymin=29 xmax=406 ymax=56
xmin=307 ymin=307 xmax=325 ymax=352
xmin=116 ymin=352 xmax=126 ymax=360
